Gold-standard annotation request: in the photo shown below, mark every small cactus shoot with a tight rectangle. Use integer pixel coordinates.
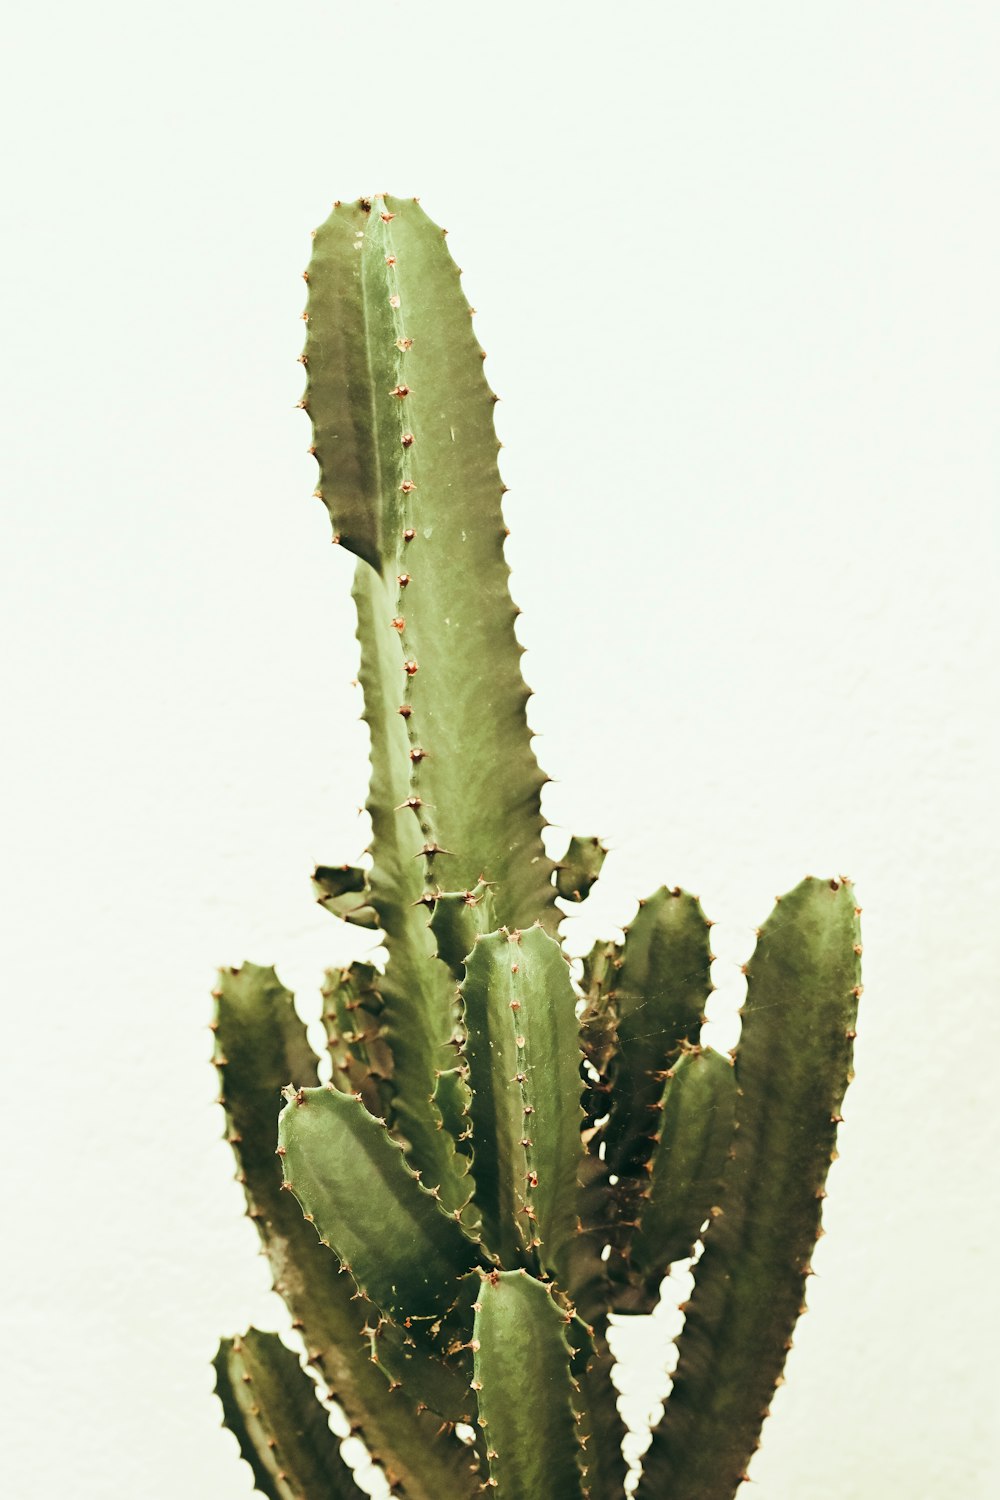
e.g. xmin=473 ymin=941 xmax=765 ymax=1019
xmin=213 ymin=195 xmax=861 ymax=1499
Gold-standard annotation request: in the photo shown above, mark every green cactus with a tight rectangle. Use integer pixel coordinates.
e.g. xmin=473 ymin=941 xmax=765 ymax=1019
xmin=213 ymin=194 xmax=862 ymax=1500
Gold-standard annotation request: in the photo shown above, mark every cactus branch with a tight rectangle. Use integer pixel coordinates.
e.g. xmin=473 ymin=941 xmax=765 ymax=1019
xmin=214 ymin=1329 xmax=367 ymax=1499
xmin=352 ymin=561 xmax=473 ymax=1212
xmin=636 ymin=876 xmax=862 ymax=1499
xmin=459 ymin=926 xmax=584 ymax=1282
xmin=304 ymin=197 xmax=555 ymax=929
xmin=618 ymin=1045 xmax=736 ymax=1311
xmin=278 ymin=1084 xmax=482 ymax=1325
xmin=473 ymin=1271 xmax=586 ymax=1500
xmin=601 ymin=888 xmax=713 ymax=1181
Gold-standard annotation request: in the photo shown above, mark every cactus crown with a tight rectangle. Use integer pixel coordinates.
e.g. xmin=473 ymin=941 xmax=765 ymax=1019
xmin=213 ymin=194 xmax=861 ymax=1500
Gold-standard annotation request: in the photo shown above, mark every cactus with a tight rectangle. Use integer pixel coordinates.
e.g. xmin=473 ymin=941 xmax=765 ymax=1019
xmin=213 ymin=194 xmax=862 ymax=1500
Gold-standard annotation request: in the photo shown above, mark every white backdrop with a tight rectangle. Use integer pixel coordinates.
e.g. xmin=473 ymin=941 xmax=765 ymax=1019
xmin=3 ymin=3 xmax=998 ymax=1497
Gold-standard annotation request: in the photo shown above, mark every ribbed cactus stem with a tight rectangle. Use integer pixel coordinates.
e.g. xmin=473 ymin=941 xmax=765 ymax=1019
xmin=303 ymin=196 xmax=554 ymax=926
xmin=472 ymin=1271 xmax=586 ymax=1500
xmin=636 ymin=877 xmax=862 ymax=1498
xmin=214 ymin=1330 xmax=367 ymax=1500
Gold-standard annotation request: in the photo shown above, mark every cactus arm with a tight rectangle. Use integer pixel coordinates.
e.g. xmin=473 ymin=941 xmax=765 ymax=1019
xmin=459 ymin=926 xmax=584 ymax=1281
xmin=473 ymin=1271 xmax=586 ymax=1500
xmin=304 ymin=196 xmax=554 ymax=929
xmin=554 ymin=835 xmax=607 ymax=904
xmin=352 ymin=561 xmax=474 ymax=1214
xmin=429 ymin=880 xmax=497 ymax=980
xmin=213 ymin=965 xmax=480 ymax=1499
xmin=214 ymin=1329 xmax=367 ymax=1499
xmin=636 ymin=876 xmax=862 ymax=1499
xmin=301 ymin=198 xmax=390 ymax=570
xmin=313 ymin=865 xmax=380 ymax=929
xmin=375 ymin=197 xmax=554 ymax=927
xmin=620 ymin=1046 xmax=736 ymax=1309
xmin=213 ymin=963 xmax=362 ymax=1358
xmin=278 ymin=1084 xmax=482 ymax=1325
xmin=602 ymin=888 xmax=714 ymax=1180
xmin=458 ymin=932 xmax=531 ymax=1267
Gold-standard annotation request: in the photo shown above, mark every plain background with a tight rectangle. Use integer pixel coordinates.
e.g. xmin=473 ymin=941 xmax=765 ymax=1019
xmin=2 ymin=3 xmax=998 ymax=1496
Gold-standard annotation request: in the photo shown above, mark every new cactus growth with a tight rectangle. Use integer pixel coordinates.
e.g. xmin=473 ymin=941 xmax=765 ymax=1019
xmin=213 ymin=194 xmax=861 ymax=1500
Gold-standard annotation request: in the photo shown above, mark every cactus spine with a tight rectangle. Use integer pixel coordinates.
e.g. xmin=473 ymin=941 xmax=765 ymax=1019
xmin=214 ymin=194 xmax=861 ymax=1500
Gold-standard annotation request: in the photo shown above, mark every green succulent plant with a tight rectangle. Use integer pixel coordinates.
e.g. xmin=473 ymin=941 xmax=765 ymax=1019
xmin=212 ymin=193 xmax=862 ymax=1500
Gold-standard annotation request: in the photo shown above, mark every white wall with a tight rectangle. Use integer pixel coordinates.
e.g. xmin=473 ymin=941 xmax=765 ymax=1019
xmin=3 ymin=3 xmax=997 ymax=1496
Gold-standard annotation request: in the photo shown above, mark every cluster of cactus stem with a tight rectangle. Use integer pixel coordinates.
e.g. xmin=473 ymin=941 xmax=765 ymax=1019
xmin=212 ymin=194 xmax=862 ymax=1500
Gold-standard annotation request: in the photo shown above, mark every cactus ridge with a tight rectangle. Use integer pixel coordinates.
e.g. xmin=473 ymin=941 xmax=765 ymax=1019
xmin=214 ymin=195 xmax=862 ymax=1500
xmin=567 ymin=1316 xmax=630 ymax=1500
xmin=214 ymin=1329 xmax=367 ymax=1500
